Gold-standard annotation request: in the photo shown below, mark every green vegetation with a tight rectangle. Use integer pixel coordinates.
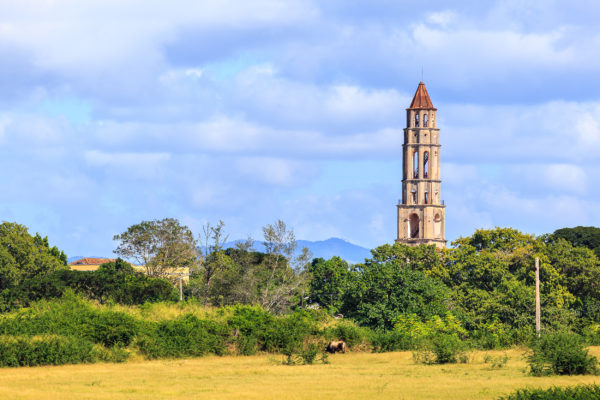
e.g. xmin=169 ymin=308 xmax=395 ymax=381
xmin=550 ymin=226 xmax=600 ymax=258
xmin=2 ymin=219 xmax=600 ymax=374
xmin=527 ymin=331 xmax=599 ymax=376
xmin=499 ymin=384 xmax=600 ymax=400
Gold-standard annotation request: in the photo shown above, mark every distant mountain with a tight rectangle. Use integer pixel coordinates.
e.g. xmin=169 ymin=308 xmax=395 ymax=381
xmin=69 ymin=238 xmax=372 ymax=266
xmin=223 ymin=237 xmax=372 ymax=264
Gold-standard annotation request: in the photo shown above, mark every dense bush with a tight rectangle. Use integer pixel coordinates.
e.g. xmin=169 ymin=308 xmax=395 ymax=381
xmin=323 ymin=320 xmax=368 ymax=349
xmin=136 ymin=314 xmax=228 ymax=359
xmin=0 ymin=335 xmax=95 ymax=367
xmin=226 ymin=305 xmax=318 ymax=354
xmin=499 ymin=384 xmax=600 ymax=400
xmin=0 ymin=292 xmax=138 ymax=347
xmin=0 ymin=259 xmax=178 ymax=311
xmin=370 ymin=329 xmax=412 ymax=352
xmin=413 ymin=333 xmax=466 ymax=364
xmin=527 ymin=332 xmax=599 ymax=376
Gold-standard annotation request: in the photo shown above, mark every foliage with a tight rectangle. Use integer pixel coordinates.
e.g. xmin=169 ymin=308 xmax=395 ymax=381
xmin=0 ymin=259 xmax=178 ymax=310
xmin=323 ymin=320 xmax=369 ymax=348
xmin=551 ymin=226 xmax=600 ymax=259
xmin=527 ymin=331 xmax=599 ymax=376
xmin=0 ymin=335 xmax=96 ymax=367
xmin=308 ymin=256 xmax=350 ymax=313
xmin=370 ymin=329 xmax=413 ymax=352
xmin=499 ymin=384 xmax=600 ymax=400
xmin=195 ymin=220 xmax=233 ymax=305
xmin=136 ymin=314 xmax=228 ymax=358
xmin=281 ymin=340 xmax=329 ymax=365
xmin=341 ymin=246 xmax=450 ymax=329
xmin=259 ymin=219 xmax=312 ymax=314
xmin=113 ymin=218 xmax=197 ymax=279
xmin=483 ymin=353 xmax=509 ymax=369
xmin=0 ymin=292 xmax=139 ymax=347
xmin=0 ymin=222 xmax=68 ymax=291
xmin=413 ymin=333 xmax=467 ymax=364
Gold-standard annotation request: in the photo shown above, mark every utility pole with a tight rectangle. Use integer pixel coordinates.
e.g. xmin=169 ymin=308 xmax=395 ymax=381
xmin=535 ymin=257 xmax=541 ymax=337
xmin=179 ymin=275 xmax=183 ymax=302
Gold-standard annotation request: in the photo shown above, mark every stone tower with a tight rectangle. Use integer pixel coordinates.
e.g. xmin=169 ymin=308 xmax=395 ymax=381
xmin=396 ymin=82 xmax=446 ymax=248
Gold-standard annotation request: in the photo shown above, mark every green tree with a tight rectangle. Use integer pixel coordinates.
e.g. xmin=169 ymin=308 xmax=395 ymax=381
xmin=0 ymin=222 xmax=68 ymax=291
xmin=259 ymin=220 xmax=312 ymax=313
xmin=308 ymin=256 xmax=350 ymax=313
xmin=113 ymin=218 xmax=197 ymax=279
xmin=341 ymin=244 xmax=450 ymax=329
xmin=194 ymin=220 xmax=236 ymax=305
xmin=551 ymin=226 xmax=600 ymax=258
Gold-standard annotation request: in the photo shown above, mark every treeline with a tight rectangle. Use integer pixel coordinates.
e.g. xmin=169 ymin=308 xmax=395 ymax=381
xmin=2 ymin=219 xmax=600 ymax=357
xmin=308 ymin=228 xmax=600 ymax=348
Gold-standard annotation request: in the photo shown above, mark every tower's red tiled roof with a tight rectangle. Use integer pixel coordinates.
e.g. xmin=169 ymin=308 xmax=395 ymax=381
xmin=408 ymin=81 xmax=436 ymax=110
xmin=69 ymin=257 xmax=115 ymax=266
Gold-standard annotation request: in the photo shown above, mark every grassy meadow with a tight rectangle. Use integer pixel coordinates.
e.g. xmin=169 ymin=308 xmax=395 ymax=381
xmin=0 ymin=348 xmax=599 ymax=400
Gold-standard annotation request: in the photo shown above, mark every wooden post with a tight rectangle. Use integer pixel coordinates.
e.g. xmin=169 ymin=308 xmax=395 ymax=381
xmin=179 ymin=275 xmax=183 ymax=302
xmin=535 ymin=257 xmax=541 ymax=337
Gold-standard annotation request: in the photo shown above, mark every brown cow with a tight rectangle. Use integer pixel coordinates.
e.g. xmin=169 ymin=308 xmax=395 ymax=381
xmin=326 ymin=340 xmax=347 ymax=353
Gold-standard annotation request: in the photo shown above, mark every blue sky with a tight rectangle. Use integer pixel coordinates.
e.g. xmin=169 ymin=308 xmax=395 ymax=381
xmin=1 ymin=0 xmax=599 ymax=257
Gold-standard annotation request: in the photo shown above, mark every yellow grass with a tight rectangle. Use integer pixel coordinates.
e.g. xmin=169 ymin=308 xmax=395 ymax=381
xmin=0 ymin=348 xmax=599 ymax=400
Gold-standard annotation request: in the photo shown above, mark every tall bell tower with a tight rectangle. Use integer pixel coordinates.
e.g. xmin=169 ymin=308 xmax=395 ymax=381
xmin=396 ymin=82 xmax=446 ymax=248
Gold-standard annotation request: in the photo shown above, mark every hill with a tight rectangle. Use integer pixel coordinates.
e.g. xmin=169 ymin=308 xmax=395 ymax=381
xmin=225 ymin=237 xmax=371 ymax=264
xmin=70 ymin=238 xmax=372 ymax=266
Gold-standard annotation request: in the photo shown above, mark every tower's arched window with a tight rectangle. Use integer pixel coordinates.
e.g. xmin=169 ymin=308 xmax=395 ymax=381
xmin=415 ymin=113 xmax=420 ymax=127
xmin=411 ymin=189 xmax=417 ymax=204
xmin=424 ymin=190 xmax=429 ymax=204
xmin=409 ymin=214 xmax=420 ymax=238
xmin=413 ymin=151 xmax=419 ymax=178
xmin=423 ymin=151 xmax=429 ymax=178
xmin=423 ymin=113 xmax=428 ymax=127
xmin=433 ymin=213 xmax=442 ymax=237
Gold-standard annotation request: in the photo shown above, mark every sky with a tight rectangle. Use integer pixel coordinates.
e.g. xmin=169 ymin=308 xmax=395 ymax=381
xmin=1 ymin=0 xmax=600 ymax=257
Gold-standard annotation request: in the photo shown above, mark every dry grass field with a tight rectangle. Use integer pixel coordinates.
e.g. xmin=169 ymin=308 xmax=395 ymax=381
xmin=0 ymin=348 xmax=599 ymax=400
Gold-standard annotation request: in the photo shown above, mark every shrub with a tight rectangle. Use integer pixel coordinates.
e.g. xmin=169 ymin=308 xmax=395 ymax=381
xmin=413 ymin=334 xmax=466 ymax=365
xmin=582 ymin=324 xmax=600 ymax=346
xmin=483 ymin=353 xmax=509 ymax=369
xmin=81 ymin=311 xmax=139 ymax=347
xmin=498 ymin=384 xmax=600 ymax=400
xmin=0 ymin=335 xmax=95 ymax=367
xmin=226 ymin=306 xmax=317 ymax=354
xmin=324 ymin=320 xmax=368 ymax=348
xmin=370 ymin=329 xmax=412 ymax=352
xmin=527 ymin=331 xmax=599 ymax=376
xmin=136 ymin=314 xmax=228 ymax=359
xmin=281 ymin=340 xmax=329 ymax=365
xmin=0 ymin=294 xmax=139 ymax=348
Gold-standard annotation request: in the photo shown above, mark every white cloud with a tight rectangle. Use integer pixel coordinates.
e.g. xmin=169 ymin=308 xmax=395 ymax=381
xmin=425 ymin=10 xmax=458 ymax=28
xmin=541 ymin=164 xmax=587 ymax=194
xmin=235 ymin=157 xmax=317 ymax=186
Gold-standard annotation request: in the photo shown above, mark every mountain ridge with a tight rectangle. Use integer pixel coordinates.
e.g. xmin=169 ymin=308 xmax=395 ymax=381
xmin=68 ymin=238 xmax=372 ymax=265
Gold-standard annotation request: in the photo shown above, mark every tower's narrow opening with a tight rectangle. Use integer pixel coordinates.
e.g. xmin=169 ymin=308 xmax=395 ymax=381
xmin=411 ymin=189 xmax=417 ymax=204
xmin=434 ymin=213 xmax=442 ymax=237
xmin=413 ymin=151 xmax=419 ymax=178
xmin=423 ymin=113 xmax=428 ymax=127
xmin=423 ymin=151 xmax=429 ymax=178
xmin=415 ymin=114 xmax=420 ymax=127
xmin=409 ymin=214 xmax=420 ymax=238
xmin=424 ymin=190 xmax=429 ymax=204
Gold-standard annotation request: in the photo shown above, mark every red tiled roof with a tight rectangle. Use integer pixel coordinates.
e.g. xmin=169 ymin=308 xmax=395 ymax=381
xmin=69 ymin=257 xmax=116 ymax=266
xmin=408 ymin=81 xmax=436 ymax=110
